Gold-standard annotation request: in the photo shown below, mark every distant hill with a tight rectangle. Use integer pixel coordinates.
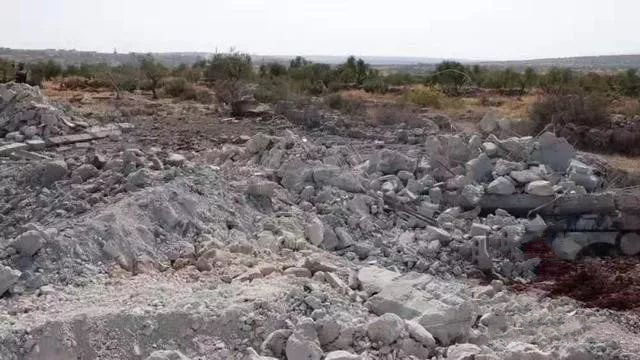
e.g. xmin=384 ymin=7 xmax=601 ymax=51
xmin=1 ymin=48 xmax=638 ymax=71
xmin=0 ymin=48 xmax=448 ymax=68
xmin=475 ymin=54 xmax=640 ymax=71
xmin=0 ymin=48 xmax=210 ymax=67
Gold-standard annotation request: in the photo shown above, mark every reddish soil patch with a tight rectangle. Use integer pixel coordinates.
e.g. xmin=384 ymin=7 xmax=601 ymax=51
xmin=517 ymin=240 xmax=640 ymax=311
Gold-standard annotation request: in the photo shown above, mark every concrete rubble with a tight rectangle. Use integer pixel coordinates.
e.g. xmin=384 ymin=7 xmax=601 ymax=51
xmin=0 ymin=86 xmax=638 ymax=360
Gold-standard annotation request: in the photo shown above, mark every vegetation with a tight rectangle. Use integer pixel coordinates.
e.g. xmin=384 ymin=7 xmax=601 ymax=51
xmin=406 ymin=86 xmax=444 ymax=108
xmin=530 ymin=92 xmax=609 ymax=132
xmin=140 ymin=55 xmax=168 ymax=99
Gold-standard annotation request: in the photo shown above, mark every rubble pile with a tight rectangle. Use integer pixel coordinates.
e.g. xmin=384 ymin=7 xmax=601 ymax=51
xmin=0 ymin=88 xmax=638 ymax=360
xmin=0 ymin=83 xmax=82 ymax=142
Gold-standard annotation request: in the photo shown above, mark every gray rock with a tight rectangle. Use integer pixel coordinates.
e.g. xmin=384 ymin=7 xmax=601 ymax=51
xmin=261 ymin=329 xmax=292 ymax=358
xmin=493 ymin=159 xmax=526 ymax=177
xmin=0 ymin=265 xmax=21 ymax=296
xmin=246 ymin=132 xmax=272 ymax=154
xmin=469 ymin=223 xmax=491 ymax=237
xmin=324 ymin=350 xmax=361 ymax=360
xmin=126 ymin=168 xmax=152 ymax=191
xmin=552 ymin=232 xmax=618 ymax=260
xmin=509 ymin=169 xmax=542 ymax=184
xmin=405 ymin=320 xmax=436 ymax=348
xmin=525 ymin=180 xmax=554 ymax=196
xmin=466 ymin=154 xmax=493 ymax=183
xmin=73 ymin=164 xmax=99 ymax=181
xmin=166 ymin=153 xmax=187 ymax=167
xmin=486 ymin=176 xmax=515 ymax=195
xmin=34 ymin=160 xmax=68 ymax=187
xmin=359 ymin=267 xmax=476 ymax=346
xmin=247 ymin=180 xmax=279 ymax=197
xmin=479 ymin=110 xmax=499 ymax=134
xmin=305 ymin=217 xmax=324 ymax=246
xmin=530 ymin=132 xmax=575 ymax=172
xmin=145 ymin=350 xmax=191 ymax=360
xmin=482 ymin=142 xmax=498 ymax=157
xmin=460 ymin=184 xmax=484 ymax=208
xmin=620 ymin=233 xmax=640 ymax=256
xmin=279 ymin=158 xmax=313 ymax=193
xmin=366 ymin=313 xmax=404 ymax=345
xmin=334 ymin=227 xmax=354 ymax=249
xmin=446 ymin=343 xmax=482 ymax=360
xmin=11 ymin=229 xmax=46 ymax=256
xmin=20 ymin=125 xmax=38 ymax=138
xmin=286 ymin=319 xmax=323 ymax=360
xmin=26 ymin=139 xmax=46 ymax=151
xmin=369 ymin=149 xmax=416 ymax=175
xmin=313 ymin=166 xmax=364 ymax=193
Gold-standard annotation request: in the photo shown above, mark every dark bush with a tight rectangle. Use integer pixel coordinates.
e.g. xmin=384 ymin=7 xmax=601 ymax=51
xmin=254 ymin=78 xmax=291 ymax=103
xmin=363 ymin=77 xmax=389 ymax=94
xmin=324 ymin=94 xmax=365 ymax=115
xmin=163 ymin=77 xmax=196 ymax=99
xmin=530 ymin=93 xmax=609 ymax=132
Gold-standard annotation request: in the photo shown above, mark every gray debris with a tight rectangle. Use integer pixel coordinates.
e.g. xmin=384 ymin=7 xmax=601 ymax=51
xmin=486 ymin=176 xmax=516 ymax=195
xmin=0 ymin=265 xmax=21 ymax=296
xmin=366 ymin=313 xmax=404 ymax=345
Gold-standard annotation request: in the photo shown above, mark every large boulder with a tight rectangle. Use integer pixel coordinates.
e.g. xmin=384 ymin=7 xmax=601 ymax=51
xmin=0 ymin=266 xmax=21 ymax=296
xmin=486 ymin=176 xmax=516 ymax=195
xmin=369 ymin=149 xmax=416 ymax=175
xmin=11 ymin=229 xmax=47 ymax=256
xmin=366 ymin=313 xmax=404 ymax=345
xmin=30 ymin=160 xmax=68 ymax=187
xmin=465 ymin=154 xmax=493 ymax=183
xmin=279 ymin=158 xmax=314 ymax=193
xmin=286 ymin=318 xmax=323 ymax=360
xmin=313 ymin=166 xmax=364 ymax=193
xmin=525 ymin=180 xmax=554 ymax=196
xmin=529 ymin=132 xmax=576 ymax=172
xmin=358 ymin=267 xmax=476 ymax=346
xmin=620 ymin=233 xmax=640 ymax=256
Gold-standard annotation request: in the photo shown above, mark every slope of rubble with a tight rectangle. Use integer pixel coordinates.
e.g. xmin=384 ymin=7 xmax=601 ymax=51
xmin=1 ymin=84 xmax=639 ymax=360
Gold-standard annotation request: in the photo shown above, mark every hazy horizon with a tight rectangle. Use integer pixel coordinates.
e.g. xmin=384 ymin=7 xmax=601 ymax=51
xmin=3 ymin=0 xmax=640 ymax=61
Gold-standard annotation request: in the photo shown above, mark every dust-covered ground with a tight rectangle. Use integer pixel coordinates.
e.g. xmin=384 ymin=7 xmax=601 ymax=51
xmin=1 ymin=84 xmax=639 ymax=360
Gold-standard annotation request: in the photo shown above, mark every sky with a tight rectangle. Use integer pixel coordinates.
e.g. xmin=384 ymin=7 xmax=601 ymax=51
xmin=2 ymin=0 xmax=640 ymax=61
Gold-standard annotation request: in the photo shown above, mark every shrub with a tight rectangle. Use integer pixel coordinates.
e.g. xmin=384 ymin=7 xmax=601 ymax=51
xmin=363 ymin=77 xmax=389 ymax=94
xmin=406 ymin=86 xmax=443 ymax=108
xmin=163 ymin=77 xmax=196 ymax=99
xmin=529 ymin=92 xmax=609 ymax=132
xmin=195 ymin=88 xmax=214 ymax=104
xmin=324 ymin=93 xmax=365 ymax=115
xmin=118 ymin=78 xmax=139 ymax=92
xmin=254 ymin=78 xmax=291 ymax=103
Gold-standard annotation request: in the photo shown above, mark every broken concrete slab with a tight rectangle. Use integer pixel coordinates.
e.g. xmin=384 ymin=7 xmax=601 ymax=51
xmin=0 ymin=142 xmax=28 ymax=156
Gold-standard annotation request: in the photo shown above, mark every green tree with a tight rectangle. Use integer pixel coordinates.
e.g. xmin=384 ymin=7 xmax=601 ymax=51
xmin=289 ymin=56 xmax=310 ymax=69
xmin=523 ymin=67 xmax=538 ymax=89
xmin=431 ymin=61 xmax=469 ymax=94
xmin=140 ymin=55 xmax=168 ymax=99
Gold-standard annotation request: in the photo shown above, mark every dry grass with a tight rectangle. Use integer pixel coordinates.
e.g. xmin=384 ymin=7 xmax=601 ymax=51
xmin=601 ymin=154 xmax=640 ymax=176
